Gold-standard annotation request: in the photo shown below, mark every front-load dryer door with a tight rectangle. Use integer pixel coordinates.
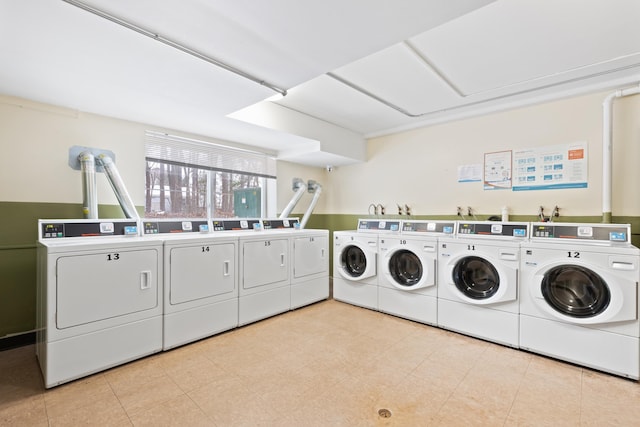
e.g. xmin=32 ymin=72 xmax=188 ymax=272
xmin=242 ymin=238 xmax=289 ymax=289
xmin=530 ymin=258 xmax=638 ymax=324
xmin=446 ymin=252 xmax=517 ymax=305
xmin=337 ymin=242 xmax=376 ymax=281
xmin=293 ymin=235 xmax=329 ymax=279
xmin=168 ymin=242 xmax=236 ymax=305
xmin=384 ymin=246 xmax=435 ymax=290
xmin=56 ymin=248 xmax=159 ymax=329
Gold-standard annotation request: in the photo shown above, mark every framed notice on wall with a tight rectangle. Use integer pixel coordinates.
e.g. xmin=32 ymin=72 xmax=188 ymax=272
xmin=512 ymin=142 xmax=587 ymax=191
xmin=484 ymin=150 xmax=512 ymax=190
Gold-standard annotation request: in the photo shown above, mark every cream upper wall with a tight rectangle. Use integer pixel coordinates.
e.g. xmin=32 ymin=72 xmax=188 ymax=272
xmin=325 ymin=90 xmax=640 ymax=218
xmin=2 ymin=90 xmax=639 ymax=218
xmin=0 ymin=95 xmax=320 ymax=213
xmin=0 ymin=97 xmax=147 ymax=205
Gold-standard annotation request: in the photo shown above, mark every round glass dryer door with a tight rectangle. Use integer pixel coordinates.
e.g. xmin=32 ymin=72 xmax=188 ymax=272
xmin=388 ymin=249 xmax=422 ymax=287
xmin=541 ymin=265 xmax=610 ymax=318
xmin=452 ymin=256 xmax=500 ymax=300
xmin=341 ymin=245 xmax=368 ymax=278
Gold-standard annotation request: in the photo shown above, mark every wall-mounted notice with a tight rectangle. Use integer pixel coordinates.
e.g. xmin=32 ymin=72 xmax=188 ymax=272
xmin=512 ymin=142 xmax=587 ymax=191
xmin=458 ymin=164 xmax=482 ymax=183
xmin=484 ymin=150 xmax=512 ymax=190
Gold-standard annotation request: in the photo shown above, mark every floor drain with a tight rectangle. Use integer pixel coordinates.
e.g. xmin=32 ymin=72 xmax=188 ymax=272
xmin=378 ymin=408 xmax=392 ymax=418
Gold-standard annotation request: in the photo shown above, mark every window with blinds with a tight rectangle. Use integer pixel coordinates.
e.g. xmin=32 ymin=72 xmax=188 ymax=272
xmin=144 ymin=131 xmax=276 ymax=218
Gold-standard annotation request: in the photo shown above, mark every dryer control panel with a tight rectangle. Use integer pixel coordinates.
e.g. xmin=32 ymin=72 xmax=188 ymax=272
xmin=212 ymin=218 xmax=261 ymax=231
xmin=262 ymin=218 xmax=299 ymax=229
xmin=39 ymin=220 xmax=138 ymax=239
xmin=142 ymin=219 xmax=209 ymax=234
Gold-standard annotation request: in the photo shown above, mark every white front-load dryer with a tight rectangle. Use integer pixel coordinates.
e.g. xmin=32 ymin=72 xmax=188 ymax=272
xmin=290 ymin=228 xmax=330 ymax=309
xmin=438 ymin=221 xmax=528 ymax=347
xmin=520 ymin=223 xmax=640 ymax=379
xmin=259 ymin=218 xmax=330 ymax=309
xmin=378 ymin=220 xmax=455 ymax=325
xmin=142 ymin=219 xmax=239 ymax=350
xmin=333 ymin=219 xmax=400 ymax=310
xmin=229 ymin=218 xmax=292 ymax=326
xmin=36 ymin=219 xmax=163 ymax=388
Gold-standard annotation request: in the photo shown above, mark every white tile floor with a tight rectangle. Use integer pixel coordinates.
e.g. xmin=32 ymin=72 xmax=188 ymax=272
xmin=2 ymin=299 xmax=640 ymax=426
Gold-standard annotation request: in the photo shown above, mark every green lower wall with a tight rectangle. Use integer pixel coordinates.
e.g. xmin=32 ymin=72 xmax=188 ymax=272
xmin=2 ymin=203 xmax=639 ymax=342
xmin=0 ymin=202 xmax=134 ymax=340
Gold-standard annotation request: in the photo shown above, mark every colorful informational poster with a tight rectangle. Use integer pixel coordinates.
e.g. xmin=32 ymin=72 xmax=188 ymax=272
xmin=512 ymin=142 xmax=587 ymax=191
xmin=483 ymin=150 xmax=512 ymax=190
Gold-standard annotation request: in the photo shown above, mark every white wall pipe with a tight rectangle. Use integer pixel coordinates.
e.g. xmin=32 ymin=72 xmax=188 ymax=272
xmin=602 ymin=83 xmax=640 ymax=223
xmin=279 ymin=178 xmax=307 ymax=219
xmin=300 ymin=181 xmax=322 ymax=229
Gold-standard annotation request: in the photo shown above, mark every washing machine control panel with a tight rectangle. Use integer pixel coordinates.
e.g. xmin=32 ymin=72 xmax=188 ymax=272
xmin=531 ymin=223 xmax=630 ymax=243
xmin=357 ymin=219 xmax=400 ymax=232
xmin=39 ymin=220 xmax=139 ymax=238
xmin=457 ymin=221 xmax=528 ymax=239
xmin=402 ymin=221 xmax=455 ymax=235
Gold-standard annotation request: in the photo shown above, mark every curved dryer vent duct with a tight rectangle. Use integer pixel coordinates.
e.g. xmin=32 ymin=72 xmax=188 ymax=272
xmin=300 ymin=180 xmax=322 ymax=229
xmin=96 ymin=154 xmax=140 ymax=219
xmin=79 ymin=151 xmax=98 ymax=219
xmin=602 ymin=83 xmax=640 ymax=223
xmin=279 ymin=178 xmax=307 ymax=219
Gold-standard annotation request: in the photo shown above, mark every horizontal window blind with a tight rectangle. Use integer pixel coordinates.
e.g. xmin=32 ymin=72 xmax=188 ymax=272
xmin=145 ymin=131 xmax=277 ymax=179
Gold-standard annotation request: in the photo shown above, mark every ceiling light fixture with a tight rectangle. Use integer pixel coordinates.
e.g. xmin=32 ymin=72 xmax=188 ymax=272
xmin=61 ymin=0 xmax=288 ymax=97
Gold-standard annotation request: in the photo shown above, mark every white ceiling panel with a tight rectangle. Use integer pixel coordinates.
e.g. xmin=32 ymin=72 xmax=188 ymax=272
xmin=409 ymin=0 xmax=640 ymax=95
xmin=330 ymin=43 xmax=461 ymax=115
xmin=274 ymin=75 xmax=413 ymax=134
xmin=197 ymin=0 xmax=497 ymax=81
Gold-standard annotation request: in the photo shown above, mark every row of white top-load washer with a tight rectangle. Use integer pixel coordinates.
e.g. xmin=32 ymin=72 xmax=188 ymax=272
xmin=333 ymin=219 xmax=640 ymax=379
xmin=36 ymin=217 xmax=328 ymax=388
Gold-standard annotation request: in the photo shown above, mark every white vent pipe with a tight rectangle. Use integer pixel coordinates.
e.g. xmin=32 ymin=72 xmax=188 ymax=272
xmin=602 ymin=83 xmax=640 ymax=223
xmin=279 ymin=178 xmax=307 ymax=219
xmin=79 ymin=151 xmax=98 ymax=219
xmin=300 ymin=181 xmax=322 ymax=229
xmin=96 ymin=154 xmax=140 ymax=219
